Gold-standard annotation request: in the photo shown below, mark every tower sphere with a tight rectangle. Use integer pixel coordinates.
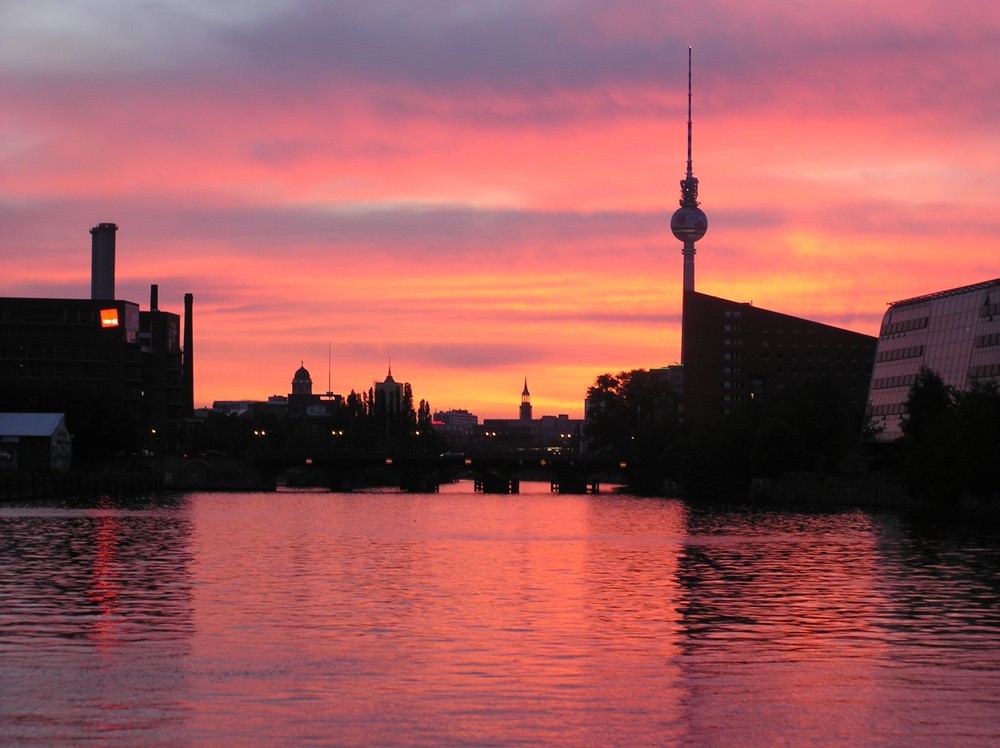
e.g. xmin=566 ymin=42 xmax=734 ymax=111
xmin=671 ymin=203 xmax=708 ymax=243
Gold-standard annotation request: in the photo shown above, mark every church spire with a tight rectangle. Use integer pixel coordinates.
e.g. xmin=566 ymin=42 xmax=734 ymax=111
xmin=519 ymin=378 xmax=532 ymax=421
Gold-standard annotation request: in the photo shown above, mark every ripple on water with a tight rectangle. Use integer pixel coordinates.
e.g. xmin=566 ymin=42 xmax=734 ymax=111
xmin=1 ymin=491 xmax=999 ymax=746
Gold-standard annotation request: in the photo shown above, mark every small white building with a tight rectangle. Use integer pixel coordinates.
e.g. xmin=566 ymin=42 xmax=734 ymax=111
xmin=0 ymin=413 xmax=72 ymax=471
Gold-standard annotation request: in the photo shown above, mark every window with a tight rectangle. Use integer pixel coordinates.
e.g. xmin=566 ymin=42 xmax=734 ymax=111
xmin=882 ymin=317 xmax=929 ymax=336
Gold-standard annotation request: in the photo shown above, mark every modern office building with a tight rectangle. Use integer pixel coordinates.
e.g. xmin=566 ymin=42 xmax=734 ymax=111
xmin=866 ymin=277 xmax=1000 ymax=440
xmin=682 ymin=291 xmax=877 ymax=426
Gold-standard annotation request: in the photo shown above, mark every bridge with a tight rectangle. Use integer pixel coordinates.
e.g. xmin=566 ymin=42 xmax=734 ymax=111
xmin=249 ymin=452 xmax=629 ymax=494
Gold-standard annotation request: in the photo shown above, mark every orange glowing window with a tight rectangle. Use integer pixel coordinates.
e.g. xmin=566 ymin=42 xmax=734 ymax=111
xmin=100 ymin=309 xmax=119 ymax=327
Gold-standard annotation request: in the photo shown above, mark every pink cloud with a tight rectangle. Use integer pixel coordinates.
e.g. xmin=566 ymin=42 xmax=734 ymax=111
xmin=3 ymin=1 xmax=998 ymax=417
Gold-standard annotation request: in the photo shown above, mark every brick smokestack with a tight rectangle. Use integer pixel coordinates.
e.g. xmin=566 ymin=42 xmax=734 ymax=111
xmin=183 ymin=292 xmax=194 ymax=415
xmin=90 ymin=222 xmax=117 ymax=300
xmin=150 ymin=284 xmax=159 ymax=311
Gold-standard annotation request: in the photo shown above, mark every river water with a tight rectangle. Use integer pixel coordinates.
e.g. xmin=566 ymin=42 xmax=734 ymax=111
xmin=1 ymin=483 xmax=998 ymax=746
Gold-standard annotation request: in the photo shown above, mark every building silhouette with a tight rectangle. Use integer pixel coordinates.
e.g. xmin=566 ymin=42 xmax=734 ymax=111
xmin=0 ymin=413 xmax=72 ymax=471
xmin=374 ymin=366 xmax=404 ymax=418
xmin=142 ymin=284 xmax=186 ymax=428
xmin=866 ymin=277 xmax=1000 ymax=440
xmin=682 ymin=291 xmax=877 ymax=425
xmin=431 ymin=408 xmax=479 ymax=450
xmin=287 ymin=362 xmax=319 ymax=416
xmin=0 ymin=223 xmax=194 ymax=454
xmin=214 ymin=360 xmax=342 ymax=419
xmin=482 ymin=381 xmax=583 ymax=453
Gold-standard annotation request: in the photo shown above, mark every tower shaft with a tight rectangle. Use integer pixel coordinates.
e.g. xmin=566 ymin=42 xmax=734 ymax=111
xmin=683 ymin=246 xmax=696 ymax=293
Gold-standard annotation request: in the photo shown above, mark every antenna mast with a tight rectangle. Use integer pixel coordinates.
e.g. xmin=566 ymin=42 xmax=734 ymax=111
xmin=686 ymin=46 xmax=694 ymax=179
xmin=671 ymin=45 xmax=708 ymax=303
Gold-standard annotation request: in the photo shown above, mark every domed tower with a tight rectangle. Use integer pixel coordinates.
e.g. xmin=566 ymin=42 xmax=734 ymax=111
xmin=519 ymin=378 xmax=532 ymax=422
xmin=292 ymin=362 xmax=312 ymax=396
xmin=670 ymin=47 xmax=708 ymax=295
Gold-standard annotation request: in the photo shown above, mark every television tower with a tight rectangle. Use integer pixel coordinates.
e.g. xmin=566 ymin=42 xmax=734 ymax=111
xmin=670 ymin=47 xmax=708 ymax=294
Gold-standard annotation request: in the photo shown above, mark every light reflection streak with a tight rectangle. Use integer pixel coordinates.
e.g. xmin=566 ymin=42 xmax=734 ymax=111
xmin=89 ymin=509 xmax=123 ymax=646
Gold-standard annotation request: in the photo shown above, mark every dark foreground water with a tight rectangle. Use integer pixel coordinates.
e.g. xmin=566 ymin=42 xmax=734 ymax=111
xmin=1 ymin=483 xmax=999 ymax=746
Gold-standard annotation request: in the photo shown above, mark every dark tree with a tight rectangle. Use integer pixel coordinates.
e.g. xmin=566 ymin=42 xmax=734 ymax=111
xmin=183 ymin=410 xmax=252 ymax=456
xmin=417 ymin=399 xmax=433 ymax=432
xmin=675 ymin=407 xmax=759 ymax=501
xmin=902 ymin=367 xmax=954 ymax=444
xmin=679 ymin=376 xmax=866 ymax=500
xmin=901 ymin=369 xmax=1000 ymax=503
xmin=900 ymin=367 xmax=958 ymax=501
xmin=952 ymin=380 xmax=1000 ymax=497
xmin=762 ymin=376 xmax=864 ymax=475
xmin=751 ymin=417 xmax=801 ymax=479
xmin=585 ymin=369 xmax=681 ymax=491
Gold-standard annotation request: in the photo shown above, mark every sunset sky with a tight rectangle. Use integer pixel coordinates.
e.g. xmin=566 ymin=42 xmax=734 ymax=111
xmin=3 ymin=1 xmax=998 ymax=418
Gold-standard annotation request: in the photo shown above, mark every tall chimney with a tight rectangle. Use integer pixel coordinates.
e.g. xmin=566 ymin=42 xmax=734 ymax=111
xmin=90 ymin=222 xmax=117 ymax=300
xmin=183 ymin=292 xmax=194 ymax=415
xmin=150 ymin=284 xmax=159 ymax=311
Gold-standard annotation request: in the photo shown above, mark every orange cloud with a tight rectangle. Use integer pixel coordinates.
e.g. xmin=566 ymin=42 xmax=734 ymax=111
xmin=3 ymin=2 xmax=998 ymax=417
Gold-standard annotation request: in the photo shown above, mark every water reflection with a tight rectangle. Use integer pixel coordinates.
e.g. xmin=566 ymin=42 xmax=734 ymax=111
xmin=673 ymin=505 xmax=1000 ymax=745
xmin=0 ymin=494 xmax=194 ymax=744
xmin=1 ymin=489 xmax=999 ymax=746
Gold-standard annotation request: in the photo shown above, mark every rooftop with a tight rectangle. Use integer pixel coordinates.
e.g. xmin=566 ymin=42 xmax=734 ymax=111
xmin=889 ymin=277 xmax=1000 ymax=309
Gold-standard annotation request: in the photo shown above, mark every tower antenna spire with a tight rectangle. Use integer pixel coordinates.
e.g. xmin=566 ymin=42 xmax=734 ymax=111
xmin=671 ymin=46 xmax=708 ymax=297
xmin=686 ymin=45 xmax=694 ymax=180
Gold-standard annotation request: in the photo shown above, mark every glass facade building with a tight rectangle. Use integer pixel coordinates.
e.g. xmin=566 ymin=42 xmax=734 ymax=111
xmin=866 ymin=278 xmax=1000 ymax=440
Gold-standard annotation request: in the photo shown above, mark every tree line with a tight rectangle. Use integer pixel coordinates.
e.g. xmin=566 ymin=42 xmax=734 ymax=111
xmin=584 ymin=366 xmax=1000 ymax=503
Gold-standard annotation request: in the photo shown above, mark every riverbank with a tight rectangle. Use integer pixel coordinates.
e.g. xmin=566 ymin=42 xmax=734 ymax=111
xmin=748 ymin=470 xmax=1000 ymax=513
xmin=0 ymin=455 xmax=263 ymax=500
xmin=0 ymin=468 xmax=161 ymax=501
